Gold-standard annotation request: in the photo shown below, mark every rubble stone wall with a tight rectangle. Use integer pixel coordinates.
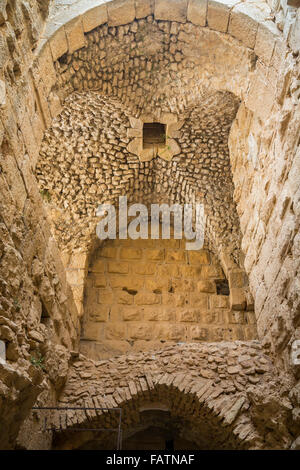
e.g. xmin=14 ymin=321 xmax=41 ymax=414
xmin=34 ymin=0 xmax=299 ymax=373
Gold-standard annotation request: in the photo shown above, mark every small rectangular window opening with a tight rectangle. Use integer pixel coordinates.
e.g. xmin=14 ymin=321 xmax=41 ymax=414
xmin=215 ymin=279 xmax=230 ymax=296
xmin=143 ymin=123 xmax=166 ymax=149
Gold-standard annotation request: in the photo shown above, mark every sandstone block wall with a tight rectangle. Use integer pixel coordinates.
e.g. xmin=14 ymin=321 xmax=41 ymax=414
xmin=81 ymin=235 xmax=257 ymax=359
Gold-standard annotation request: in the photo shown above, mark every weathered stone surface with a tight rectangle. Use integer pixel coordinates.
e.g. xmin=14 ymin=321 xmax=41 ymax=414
xmin=64 ymin=17 xmax=86 ymax=54
xmin=187 ymin=0 xmax=207 ymax=26
xmin=0 ymin=80 xmax=6 ymax=107
xmin=155 ymin=0 xmax=188 ymax=23
xmin=228 ymin=3 xmax=261 ymax=48
xmin=82 ymin=5 xmax=108 ymax=32
xmin=207 ymin=0 xmax=240 ymax=33
xmin=0 ymin=0 xmax=298 ymax=452
xmin=135 ymin=0 xmax=153 ymax=18
xmin=107 ymin=0 xmax=135 ymax=26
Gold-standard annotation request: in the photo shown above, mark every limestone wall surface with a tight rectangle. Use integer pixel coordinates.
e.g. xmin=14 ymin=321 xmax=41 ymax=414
xmin=81 ymin=236 xmax=256 ymax=360
xmin=0 ymin=0 xmax=80 ymax=449
xmin=34 ymin=0 xmax=300 ymax=374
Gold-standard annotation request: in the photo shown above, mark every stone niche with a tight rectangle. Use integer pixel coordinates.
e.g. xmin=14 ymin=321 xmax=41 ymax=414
xmin=127 ymin=112 xmax=182 ymax=162
xmin=80 ymin=233 xmax=257 ymax=360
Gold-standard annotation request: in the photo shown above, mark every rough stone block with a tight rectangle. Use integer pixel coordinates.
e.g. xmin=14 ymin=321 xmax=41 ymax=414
xmin=91 ymin=259 xmax=105 ymax=273
xmin=166 ymin=250 xmax=186 ymax=263
xmin=134 ymin=263 xmax=156 ymax=275
xmin=128 ymin=323 xmax=152 ymax=340
xmin=122 ymin=307 xmax=142 ymax=321
xmin=161 ymin=309 xmax=176 ymax=321
xmin=157 ymin=264 xmax=181 ymax=278
xmin=162 ymin=292 xmax=175 ymax=307
xmin=168 ymin=324 xmax=186 ymax=340
xmin=228 ymin=270 xmax=247 ymax=288
xmin=33 ymin=80 xmax=52 ymax=127
xmin=228 ymin=310 xmax=246 ymax=324
xmin=190 ymin=293 xmax=208 ymax=309
xmin=127 ymin=128 xmax=143 ymax=138
xmin=82 ymin=4 xmax=108 ymax=33
xmin=35 ymin=44 xmax=57 ymax=94
xmin=106 ymin=322 xmax=126 ymax=339
xmin=90 ymin=305 xmax=109 ymax=322
xmin=188 ymin=250 xmax=210 ymax=265
xmin=210 ymin=294 xmax=229 ymax=309
xmin=109 ymin=275 xmax=144 ymax=290
xmin=205 ymin=310 xmax=225 ymax=324
xmin=178 ymin=309 xmax=200 ymax=322
xmin=135 ymin=0 xmax=153 ymax=18
xmin=207 ymin=0 xmax=239 ymax=33
xmin=190 ymin=325 xmax=208 ymax=340
xmin=228 ymin=3 xmax=260 ymax=49
xmin=230 ymin=288 xmax=247 ymax=311
xmin=143 ymin=308 xmax=159 ymax=321
xmin=197 ymin=280 xmax=216 ymax=293
xmin=94 ymin=275 xmax=107 ymax=288
xmin=255 ymin=21 xmax=279 ymax=65
xmin=172 ymin=279 xmax=195 ymax=292
xmin=117 ymin=290 xmax=134 ymax=305
xmin=49 ymin=26 xmax=68 ymax=60
xmin=145 ymin=278 xmax=170 ymax=292
xmin=68 ymin=251 xmax=87 ymax=269
xmin=180 ymin=265 xmax=201 ymax=278
xmin=187 ymin=0 xmax=207 ymax=26
xmin=107 ymin=0 xmax=136 ymax=26
xmin=83 ymin=322 xmax=103 ymax=341
xmin=110 ymin=305 xmax=123 ymax=322
xmin=245 ymin=72 xmax=276 ymax=121
xmin=135 ymin=292 xmax=160 ymax=305
xmin=108 ymin=261 xmax=129 ymax=274
xmin=154 ymin=0 xmax=188 ymax=23
xmin=175 ymin=293 xmax=189 ymax=307
xmin=101 ymin=246 xmax=118 ymax=258
xmin=66 ymin=269 xmax=85 ymax=285
xmin=64 ymin=17 xmax=86 ymax=54
xmin=120 ymin=248 xmax=142 ymax=259
xmin=201 ymin=265 xmax=224 ymax=278
xmin=98 ymin=289 xmax=114 ymax=304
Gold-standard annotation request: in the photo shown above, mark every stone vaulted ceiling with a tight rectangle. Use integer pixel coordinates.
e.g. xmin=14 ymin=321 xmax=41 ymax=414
xmin=35 ymin=17 xmax=250 ymax=265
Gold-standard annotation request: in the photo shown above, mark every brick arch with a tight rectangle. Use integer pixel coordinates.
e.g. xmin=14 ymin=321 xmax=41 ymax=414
xmin=52 ymin=341 xmax=292 ymax=450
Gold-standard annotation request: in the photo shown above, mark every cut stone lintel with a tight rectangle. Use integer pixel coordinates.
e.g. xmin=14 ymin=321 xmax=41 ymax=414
xmin=126 ymin=113 xmax=182 ymax=162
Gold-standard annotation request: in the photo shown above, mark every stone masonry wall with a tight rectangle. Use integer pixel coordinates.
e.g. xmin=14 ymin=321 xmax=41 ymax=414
xmin=81 ymin=234 xmax=257 ymax=360
xmin=0 ymin=0 xmax=299 ymax=450
xmin=0 ymin=0 xmax=80 ymax=449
